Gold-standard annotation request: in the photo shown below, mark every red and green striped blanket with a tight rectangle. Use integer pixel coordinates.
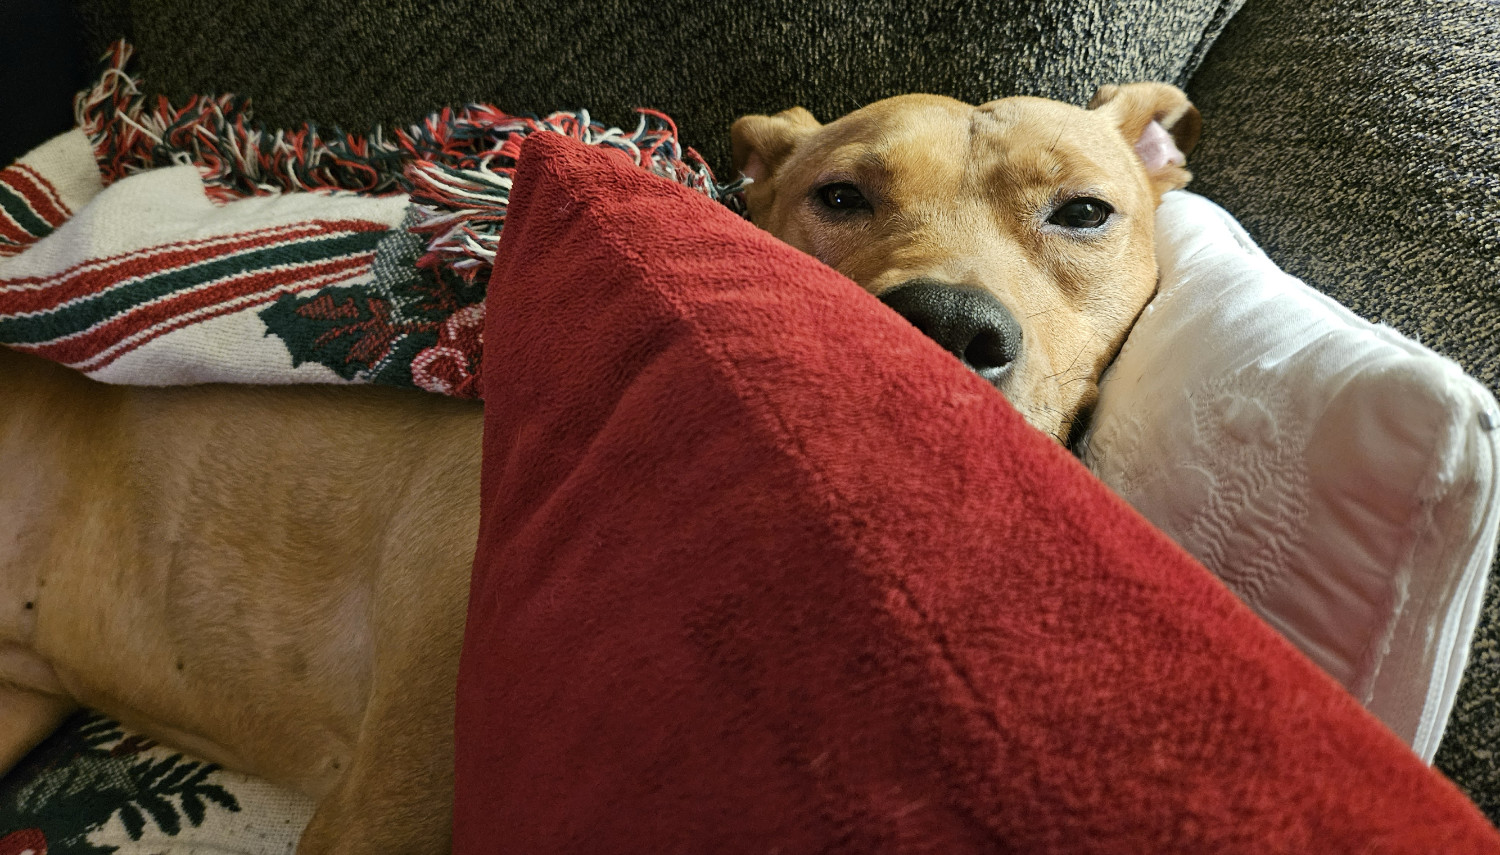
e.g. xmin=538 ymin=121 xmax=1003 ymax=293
xmin=0 ymin=41 xmax=742 ymax=396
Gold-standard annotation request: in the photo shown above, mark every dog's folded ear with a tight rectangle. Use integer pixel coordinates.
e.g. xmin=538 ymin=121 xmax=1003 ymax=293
xmin=730 ymin=107 xmax=822 ymax=185
xmin=1089 ymin=83 xmax=1201 ymax=196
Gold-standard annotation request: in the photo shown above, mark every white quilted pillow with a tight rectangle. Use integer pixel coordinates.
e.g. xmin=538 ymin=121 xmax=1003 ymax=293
xmin=1081 ymin=190 xmax=1500 ymax=763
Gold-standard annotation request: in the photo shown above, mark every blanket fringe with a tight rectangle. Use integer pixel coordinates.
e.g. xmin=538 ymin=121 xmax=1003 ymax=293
xmin=74 ymin=41 xmax=748 ymax=281
xmin=75 ymin=41 xmax=412 ymax=199
xmin=403 ymin=107 xmax=749 ymax=282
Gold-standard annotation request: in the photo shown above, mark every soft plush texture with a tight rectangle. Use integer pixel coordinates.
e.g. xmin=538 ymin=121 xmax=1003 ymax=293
xmin=454 ymin=131 xmax=1500 ymax=853
xmin=73 ymin=0 xmax=1243 ymax=175
xmin=1183 ymin=0 xmax=1500 ymax=811
xmin=1081 ymin=190 xmax=1500 ymax=763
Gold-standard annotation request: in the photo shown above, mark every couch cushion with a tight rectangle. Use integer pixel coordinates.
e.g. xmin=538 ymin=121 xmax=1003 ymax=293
xmin=1183 ymin=0 xmax=1500 ymax=816
xmin=454 ymin=130 xmax=1500 ymax=853
xmin=77 ymin=0 xmax=1243 ymax=174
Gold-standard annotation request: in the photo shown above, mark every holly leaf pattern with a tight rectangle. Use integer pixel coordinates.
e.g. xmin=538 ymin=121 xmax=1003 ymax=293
xmin=0 ymin=712 xmax=244 ymax=854
xmin=260 ymin=210 xmax=486 ymax=391
xmin=114 ymin=805 xmax=144 ymax=842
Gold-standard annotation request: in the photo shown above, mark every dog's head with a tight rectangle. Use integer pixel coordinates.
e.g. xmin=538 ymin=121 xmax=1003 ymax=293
xmin=732 ymin=83 xmax=1200 ymax=443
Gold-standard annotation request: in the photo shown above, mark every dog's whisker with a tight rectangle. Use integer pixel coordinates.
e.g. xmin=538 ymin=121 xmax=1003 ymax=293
xmin=1045 ymin=328 xmax=1101 ymax=383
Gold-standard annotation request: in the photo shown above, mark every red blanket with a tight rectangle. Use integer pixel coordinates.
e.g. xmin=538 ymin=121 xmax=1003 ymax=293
xmin=456 ymin=132 xmax=1500 ymax=852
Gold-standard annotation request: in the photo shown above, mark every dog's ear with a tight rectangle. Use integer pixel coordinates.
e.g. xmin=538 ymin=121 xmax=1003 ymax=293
xmin=1088 ymin=83 xmax=1201 ymax=196
xmin=731 ymin=107 xmax=822 ymax=184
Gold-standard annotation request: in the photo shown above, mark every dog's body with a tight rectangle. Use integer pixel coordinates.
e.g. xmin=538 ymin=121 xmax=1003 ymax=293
xmin=0 ymin=349 xmax=480 ymax=851
xmin=0 ymin=85 xmax=1196 ymax=852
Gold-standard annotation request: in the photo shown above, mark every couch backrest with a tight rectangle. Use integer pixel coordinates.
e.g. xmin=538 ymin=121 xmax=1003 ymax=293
xmin=80 ymin=0 xmax=1243 ymax=174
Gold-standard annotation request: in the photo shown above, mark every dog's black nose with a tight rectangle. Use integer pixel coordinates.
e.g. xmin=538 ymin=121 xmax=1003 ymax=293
xmin=878 ymin=279 xmax=1023 ymax=384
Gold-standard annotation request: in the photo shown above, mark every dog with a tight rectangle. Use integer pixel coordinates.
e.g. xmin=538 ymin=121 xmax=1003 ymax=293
xmin=0 ymin=352 xmax=482 ymax=852
xmin=0 ymin=83 xmax=1197 ymax=853
xmin=733 ymin=82 xmax=1198 ymax=443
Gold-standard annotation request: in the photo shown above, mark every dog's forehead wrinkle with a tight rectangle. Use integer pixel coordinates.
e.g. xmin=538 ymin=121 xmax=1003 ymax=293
xmin=968 ymin=106 xmax=1009 ymax=138
xmin=855 ymin=147 xmax=890 ymax=172
xmin=959 ymin=107 xmax=1125 ymax=206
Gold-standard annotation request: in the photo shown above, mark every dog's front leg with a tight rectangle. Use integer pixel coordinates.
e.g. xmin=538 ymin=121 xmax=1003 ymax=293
xmin=295 ymin=695 xmax=455 ymax=855
xmin=0 ymin=685 xmax=76 ymax=774
xmin=294 ymin=580 xmax=466 ymax=854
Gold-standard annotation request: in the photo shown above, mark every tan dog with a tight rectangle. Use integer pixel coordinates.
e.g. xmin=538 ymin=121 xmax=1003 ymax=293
xmin=0 ymin=349 xmax=481 ymax=852
xmin=0 ymin=83 xmax=1197 ymax=854
xmin=733 ymin=83 xmax=1199 ymax=442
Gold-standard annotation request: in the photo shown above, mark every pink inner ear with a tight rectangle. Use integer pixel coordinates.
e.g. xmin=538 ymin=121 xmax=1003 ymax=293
xmin=741 ymin=151 xmax=769 ymax=183
xmin=1135 ymin=120 xmax=1186 ymax=173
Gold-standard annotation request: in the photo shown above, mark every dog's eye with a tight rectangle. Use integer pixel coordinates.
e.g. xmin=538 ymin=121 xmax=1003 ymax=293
xmin=816 ymin=182 xmax=871 ymax=212
xmin=1049 ymin=198 xmax=1113 ymax=230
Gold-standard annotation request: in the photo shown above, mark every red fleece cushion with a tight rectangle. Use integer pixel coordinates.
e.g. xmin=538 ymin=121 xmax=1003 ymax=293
xmin=455 ymin=132 xmax=1500 ymax=853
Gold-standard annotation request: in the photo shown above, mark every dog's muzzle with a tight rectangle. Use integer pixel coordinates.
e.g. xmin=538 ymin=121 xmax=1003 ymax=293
xmin=879 ymin=279 xmax=1023 ymax=388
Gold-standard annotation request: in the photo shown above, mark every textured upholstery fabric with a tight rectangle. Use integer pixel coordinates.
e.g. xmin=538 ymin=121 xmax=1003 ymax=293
xmin=75 ymin=0 xmax=1241 ymax=175
xmin=1183 ymin=0 xmax=1500 ymax=817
